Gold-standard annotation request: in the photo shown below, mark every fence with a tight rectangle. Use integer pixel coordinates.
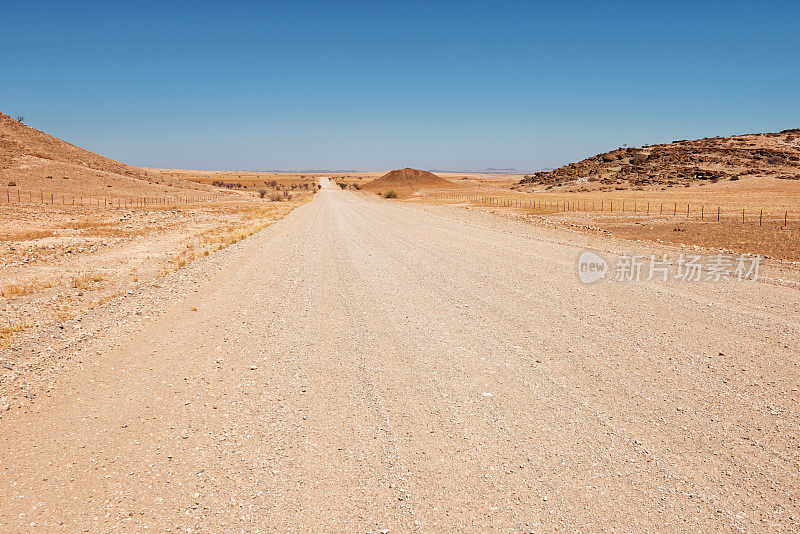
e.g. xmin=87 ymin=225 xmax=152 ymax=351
xmin=2 ymin=189 xmax=216 ymax=208
xmin=432 ymin=193 xmax=798 ymax=227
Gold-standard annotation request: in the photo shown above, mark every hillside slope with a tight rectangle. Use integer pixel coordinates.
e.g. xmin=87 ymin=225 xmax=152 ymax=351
xmin=0 ymin=112 xmax=211 ymax=198
xmin=516 ymin=130 xmax=800 ymax=192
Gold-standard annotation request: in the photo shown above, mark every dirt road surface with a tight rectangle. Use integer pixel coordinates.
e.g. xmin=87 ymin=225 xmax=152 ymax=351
xmin=1 ymin=178 xmax=798 ymax=532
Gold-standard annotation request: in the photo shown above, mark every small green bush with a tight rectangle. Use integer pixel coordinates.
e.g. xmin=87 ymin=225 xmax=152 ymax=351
xmin=384 ymin=190 xmax=397 ymax=199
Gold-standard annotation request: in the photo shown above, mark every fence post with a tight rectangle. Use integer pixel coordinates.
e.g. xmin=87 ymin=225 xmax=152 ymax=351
xmin=647 ymin=202 xmax=649 ymax=215
xmin=717 ymin=207 xmax=720 ymax=221
xmin=786 ymin=211 xmax=788 ymax=226
xmin=742 ymin=208 xmax=745 ymax=223
xmin=673 ymin=202 xmax=677 ymax=216
xmin=759 ymin=209 xmax=762 ymax=226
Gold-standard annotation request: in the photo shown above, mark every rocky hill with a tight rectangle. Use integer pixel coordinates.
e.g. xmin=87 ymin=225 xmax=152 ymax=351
xmin=515 ymin=130 xmax=800 ymax=192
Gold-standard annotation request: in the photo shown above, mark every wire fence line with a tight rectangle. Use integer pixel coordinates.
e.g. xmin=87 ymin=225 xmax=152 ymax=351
xmin=2 ymin=189 xmax=217 ymax=208
xmin=432 ymin=193 xmax=799 ymax=227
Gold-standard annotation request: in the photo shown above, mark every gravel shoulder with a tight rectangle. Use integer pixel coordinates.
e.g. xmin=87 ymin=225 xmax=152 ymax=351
xmin=0 ymin=180 xmax=798 ymax=532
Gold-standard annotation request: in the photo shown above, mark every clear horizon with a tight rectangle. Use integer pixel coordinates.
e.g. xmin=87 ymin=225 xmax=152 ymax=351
xmin=3 ymin=0 xmax=799 ymax=171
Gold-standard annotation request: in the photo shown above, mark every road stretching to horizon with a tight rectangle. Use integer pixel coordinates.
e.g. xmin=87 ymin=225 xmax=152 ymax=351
xmin=0 ymin=177 xmax=798 ymax=532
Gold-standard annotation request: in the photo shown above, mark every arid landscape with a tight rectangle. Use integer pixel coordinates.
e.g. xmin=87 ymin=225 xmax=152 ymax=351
xmin=1 ymin=109 xmax=799 ymax=532
xmin=0 ymin=113 xmax=313 ymax=349
xmin=5 ymin=1 xmax=800 ymax=531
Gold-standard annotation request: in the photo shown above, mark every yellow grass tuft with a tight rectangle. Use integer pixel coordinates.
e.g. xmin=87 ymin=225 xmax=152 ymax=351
xmin=1 ymin=281 xmax=54 ymax=298
xmin=70 ymin=273 xmax=104 ymax=289
xmin=0 ymin=229 xmax=55 ymax=242
xmin=0 ymin=319 xmax=27 ymax=347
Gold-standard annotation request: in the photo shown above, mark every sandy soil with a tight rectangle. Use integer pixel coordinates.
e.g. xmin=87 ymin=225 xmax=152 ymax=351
xmin=0 ymin=179 xmax=797 ymax=532
xmin=0 ymin=198 xmax=307 ymax=348
xmin=419 ymin=175 xmax=800 ymax=261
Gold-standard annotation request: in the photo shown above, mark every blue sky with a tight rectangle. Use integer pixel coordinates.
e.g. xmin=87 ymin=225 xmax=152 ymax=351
xmin=2 ymin=0 xmax=799 ymax=171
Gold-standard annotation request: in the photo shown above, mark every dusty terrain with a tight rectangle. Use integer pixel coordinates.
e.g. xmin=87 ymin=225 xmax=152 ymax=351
xmin=0 ymin=114 xmax=313 ymax=348
xmin=0 ymin=179 xmax=798 ymax=532
xmin=0 ymin=198 xmax=308 ymax=349
xmin=420 ymin=175 xmax=800 ymax=261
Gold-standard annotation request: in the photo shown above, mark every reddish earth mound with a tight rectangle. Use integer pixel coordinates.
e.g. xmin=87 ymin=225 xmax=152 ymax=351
xmin=362 ymin=168 xmax=460 ymax=197
xmin=0 ymin=112 xmax=213 ymax=198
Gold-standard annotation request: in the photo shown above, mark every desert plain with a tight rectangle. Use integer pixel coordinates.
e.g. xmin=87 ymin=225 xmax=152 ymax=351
xmin=0 ymin=114 xmax=799 ymax=532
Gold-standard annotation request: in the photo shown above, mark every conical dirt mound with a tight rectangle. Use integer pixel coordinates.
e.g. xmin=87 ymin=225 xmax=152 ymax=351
xmin=362 ymin=168 xmax=459 ymax=197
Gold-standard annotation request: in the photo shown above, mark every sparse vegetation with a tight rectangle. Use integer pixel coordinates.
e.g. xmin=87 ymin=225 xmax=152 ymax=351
xmin=384 ymin=190 xmax=398 ymax=199
xmin=268 ymin=190 xmax=292 ymax=202
xmin=0 ymin=229 xmax=55 ymax=242
xmin=1 ymin=281 xmax=54 ymax=299
xmin=70 ymin=273 xmax=104 ymax=289
xmin=0 ymin=319 xmax=27 ymax=347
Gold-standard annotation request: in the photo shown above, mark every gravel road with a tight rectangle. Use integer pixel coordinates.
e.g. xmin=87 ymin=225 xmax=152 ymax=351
xmin=1 ymin=178 xmax=798 ymax=532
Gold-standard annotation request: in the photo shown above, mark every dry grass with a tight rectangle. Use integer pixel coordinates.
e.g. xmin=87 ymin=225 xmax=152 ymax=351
xmin=0 ymin=229 xmax=55 ymax=242
xmin=156 ymin=169 xmax=377 ymax=192
xmin=432 ymin=176 xmax=800 ymax=213
xmin=1 ymin=281 xmax=54 ymax=298
xmin=70 ymin=273 xmax=104 ymax=289
xmin=424 ymin=181 xmax=800 ymax=260
xmin=601 ymin=217 xmax=800 ymax=260
xmin=0 ymin=319 xmax=27 ymax=347
xmin=165 ymin=199 xmax=306 ymax=272
xmin=82 ymin=226 xmax=145 ymax=237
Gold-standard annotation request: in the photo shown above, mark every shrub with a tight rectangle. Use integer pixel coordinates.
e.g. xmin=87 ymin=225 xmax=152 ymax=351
xmin=268 ymin=190 xmax=292 ymax=202
xmin=384 ymin=190 xmax=397 ymax=199
xmin=258 ymin=188 xmax=268 ymax=198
